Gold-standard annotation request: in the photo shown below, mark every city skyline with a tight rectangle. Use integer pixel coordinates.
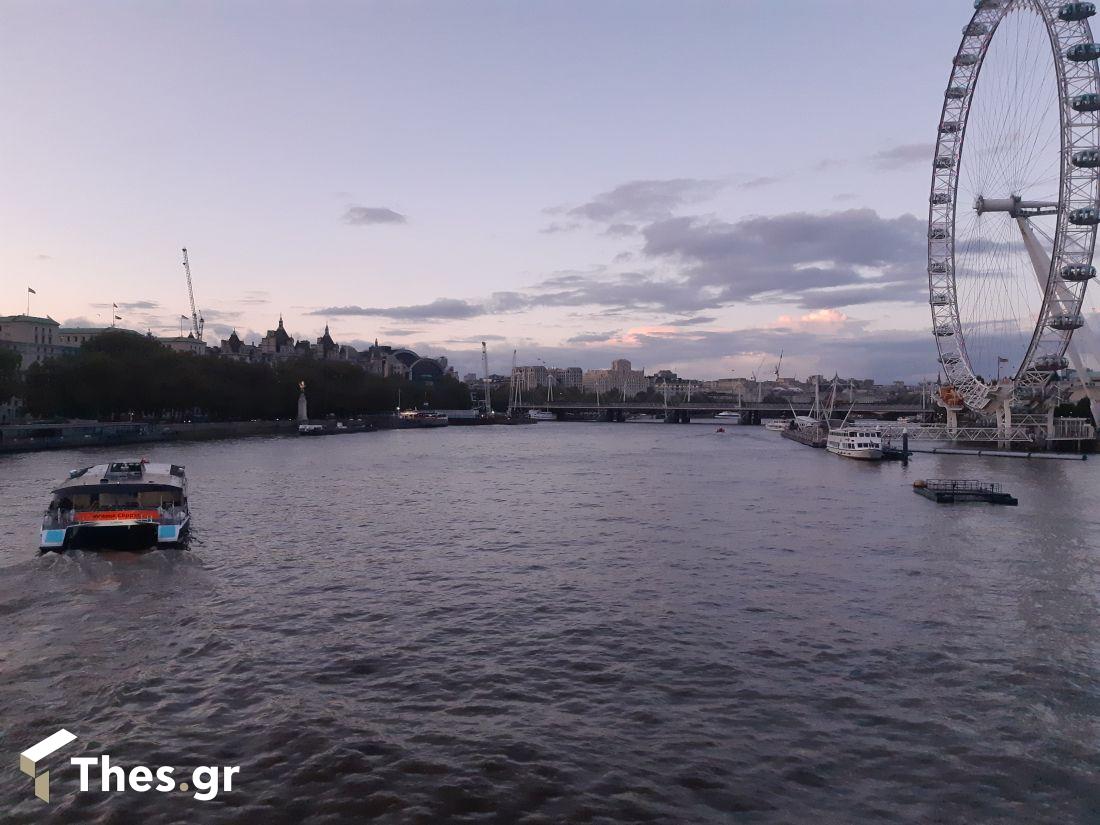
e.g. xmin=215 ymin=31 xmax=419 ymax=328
xmin=2 ymin=1 xmax=1068 ymax=382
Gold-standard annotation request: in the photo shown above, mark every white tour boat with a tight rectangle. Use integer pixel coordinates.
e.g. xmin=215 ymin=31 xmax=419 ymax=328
xmin=40 ymin=459 xmax=190 ymax=551
xmin=528 ymin=410 xmax=556 ymax=421
xmin=715 ymin=411 xmax=741 ymax=423
xmin=825 ymin=426 xmax=884 ymax=461
xmin=763 ymin=419 xmax=789 ymax=432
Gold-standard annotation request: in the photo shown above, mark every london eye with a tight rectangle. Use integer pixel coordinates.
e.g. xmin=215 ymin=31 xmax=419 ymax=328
xmin=929 ymin=1 xmax=1100 ymax=413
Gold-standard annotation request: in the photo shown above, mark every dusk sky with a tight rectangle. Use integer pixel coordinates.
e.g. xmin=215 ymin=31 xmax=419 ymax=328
xmin=0 ymin=1 xmax=1043 ymax=380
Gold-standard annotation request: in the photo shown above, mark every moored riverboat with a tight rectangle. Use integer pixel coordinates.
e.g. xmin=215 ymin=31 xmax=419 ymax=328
xmin=397 ymin=410 xmax=449 ymax=428
xmin=40 ymin=459 xmax=190 ymax=551
xmin=826 ymin=426 xmax=883 ymax=460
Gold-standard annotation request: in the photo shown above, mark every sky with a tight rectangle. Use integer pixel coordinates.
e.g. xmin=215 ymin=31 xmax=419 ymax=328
xmin=0 ymin=1 xmax=1018 ymax=381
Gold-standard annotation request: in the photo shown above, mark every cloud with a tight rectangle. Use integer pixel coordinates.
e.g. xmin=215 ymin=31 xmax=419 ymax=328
xmin=379 ymin=328 xmax=422 ymax=337
xmin=560 ymin=178 xmax=725 ymax=225
xmin=195 ymin=308 xmax=242 ymax=322
xmin=36 ymin=253 xmax=52 ymax=261
xmin=641 ymin=208 xmax=927 ymax=309
xmin=739 ymin=176 xmax=781 ymax=190
xmin=316 ymin=208 xmax=926 ymax=324
xmin=833 ymin=193 xmax=858 ymax=202
xmin=772 ymin=308 xmax=856 ymax=331
xmin=666 ymin=316 xmax=716 ymax=327
xmin=870 ymin=142 xmax=932 ymax=170
xmin=567 ymin=330 xmax=621 ymax=344
xmin=541 ymin=221 xmax=582 ymax=234
xmin=313 ymin=298 xmax=484 ymax=321
xmin=342 ymin=206 xmax=407 ymax=225
xmin=92 ymin=300 xmax=160 ymax=310
xmin=446 ymin=334 xmax=507 ymax=343
xmin=206 ymin=322 xmax=238 ymax=338
xmin=237 ymin=290 xmax=270 ymax=305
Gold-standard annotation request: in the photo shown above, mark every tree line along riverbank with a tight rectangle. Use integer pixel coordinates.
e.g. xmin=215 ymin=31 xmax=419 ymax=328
xmin=6 ymin=331 xmax=471 ymax=422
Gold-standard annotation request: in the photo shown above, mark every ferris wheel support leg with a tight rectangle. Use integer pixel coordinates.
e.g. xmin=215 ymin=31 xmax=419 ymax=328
xmin=1016 ymin=217 xmax=1099 ymax=416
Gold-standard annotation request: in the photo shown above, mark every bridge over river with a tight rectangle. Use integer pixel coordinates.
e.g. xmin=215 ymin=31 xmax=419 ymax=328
xmin=509 ymin=401 xmax=929 ymax=423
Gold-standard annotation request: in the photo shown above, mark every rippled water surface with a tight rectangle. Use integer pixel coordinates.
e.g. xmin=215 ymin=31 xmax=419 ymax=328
xmin=2 ymin=423 xmax=1100 ymax=823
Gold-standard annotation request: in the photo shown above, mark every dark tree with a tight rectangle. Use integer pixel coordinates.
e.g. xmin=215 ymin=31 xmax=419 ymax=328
xmin=22 ymin=331 xmax=471 ymax=421
xmin=0 ymin=347 xmax=20 ymax=405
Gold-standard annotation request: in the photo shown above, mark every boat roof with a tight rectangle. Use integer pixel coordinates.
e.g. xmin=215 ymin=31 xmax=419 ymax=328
xmin=52 ymin=460 xmax=185 ymax=494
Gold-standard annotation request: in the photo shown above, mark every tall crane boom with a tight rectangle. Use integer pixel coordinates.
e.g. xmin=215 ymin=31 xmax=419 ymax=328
xmin=181 ymin=248 xmax=204 ymax=341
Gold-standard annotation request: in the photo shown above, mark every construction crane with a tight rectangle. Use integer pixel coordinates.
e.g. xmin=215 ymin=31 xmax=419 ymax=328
xmin=751 ymin=355 xmax=766 ymax=402
xmin=774 ymin=349 xmax=784 ymax=381
xmin=180 ymin=248 xmax=205 ymax=342
xmin=481 ymin=341 xmax=492 ymax=415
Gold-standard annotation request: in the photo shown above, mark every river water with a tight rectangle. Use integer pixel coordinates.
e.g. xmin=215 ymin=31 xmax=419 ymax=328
xmin=1 ymin=423 xmax=1099 ymax=823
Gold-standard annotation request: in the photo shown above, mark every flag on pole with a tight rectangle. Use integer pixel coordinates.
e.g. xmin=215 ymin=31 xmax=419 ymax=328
xmin=27 ymin=287 xmax=36 ymax=295
xmin=112 ymin=302 xmax=118 ymax=309
xmin=114 ymin=315 xmax=122 ymax=321
xmin=997 ymin=356 xmax=1009 ymax=363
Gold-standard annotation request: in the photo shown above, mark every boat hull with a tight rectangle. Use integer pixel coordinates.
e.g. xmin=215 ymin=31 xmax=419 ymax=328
xmin=40 ymin=517 xmax=190 ymax=551
xmin=826 ymin=446 xmax=883 ymax=460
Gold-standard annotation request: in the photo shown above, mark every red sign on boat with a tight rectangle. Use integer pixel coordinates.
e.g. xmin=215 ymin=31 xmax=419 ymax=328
xmin=74 ymin=510 xmax=158 ymax=523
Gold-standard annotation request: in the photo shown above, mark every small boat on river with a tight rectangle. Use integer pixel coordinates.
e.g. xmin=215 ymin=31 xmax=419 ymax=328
xmin=40 ymin=459 xmax=190 ymax=551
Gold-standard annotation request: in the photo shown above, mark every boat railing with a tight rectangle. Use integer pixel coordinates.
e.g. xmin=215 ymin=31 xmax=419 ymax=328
xmin=922 ymin=479 xmax=1002 ymax=494
xmin=42 ymin=510 xmax=77 ymax=529
xmin=157 ymin=507 xmax=189 ymax=524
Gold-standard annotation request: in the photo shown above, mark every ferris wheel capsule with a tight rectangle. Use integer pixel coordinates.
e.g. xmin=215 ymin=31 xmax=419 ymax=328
xmin=1069 ymin=207 xmax=1100 ymax=225
xmin=1062 ymin=264 xmax=1097 ymax=281
xmin=1067 ymin=42 xmax=1100 ymax=61
xmin=1072 ymin=149 xmax=1100 ymax=167
xmin=1034 ymin=355 xmax=1070 ymax=372
xmin=1072 ymin=92 xmax=1100 ymax=111
xmin=1050 ymin=314 xmax=1085 ymax=330
xmin=1059 ymin=3 xmax=1096 ymax=22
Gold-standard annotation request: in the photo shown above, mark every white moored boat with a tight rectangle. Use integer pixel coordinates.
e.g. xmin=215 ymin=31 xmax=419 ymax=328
xmin=528 ymin=410 xmax=556 ymax=421
xmin=825 ymin=426 xmax=883 ymax=461
xmin=40 ymin=459 xmax=190 ymax=551
xmin=763 ymin=419 xmax=788 ymax=432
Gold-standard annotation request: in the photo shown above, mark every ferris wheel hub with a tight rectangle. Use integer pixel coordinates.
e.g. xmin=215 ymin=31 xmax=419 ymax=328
xmin=974 ymin=195 xmax=1059 ymax=217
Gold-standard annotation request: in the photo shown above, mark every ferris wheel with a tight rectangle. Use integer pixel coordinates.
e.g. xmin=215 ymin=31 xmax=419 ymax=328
xmin=929 ymin=0 xmax=1100 ymax=413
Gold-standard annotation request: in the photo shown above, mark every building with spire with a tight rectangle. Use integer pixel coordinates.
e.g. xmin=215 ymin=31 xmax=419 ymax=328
xmin=259 ymin=316 xmax=296 ymax=360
